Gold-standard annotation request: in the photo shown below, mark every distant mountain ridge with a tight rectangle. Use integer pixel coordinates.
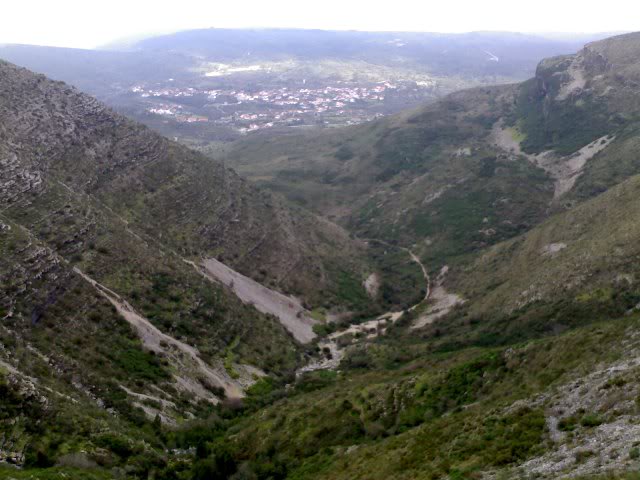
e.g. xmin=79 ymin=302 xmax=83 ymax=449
xmin=130 ymin=28 xmax=598 ymax=78
xmin=0 ymin=28 xmax=608 ymax=147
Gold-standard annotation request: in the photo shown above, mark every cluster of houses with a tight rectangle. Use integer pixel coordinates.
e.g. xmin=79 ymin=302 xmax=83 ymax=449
xmin=132 ymin=79 xmax=429 ymax=132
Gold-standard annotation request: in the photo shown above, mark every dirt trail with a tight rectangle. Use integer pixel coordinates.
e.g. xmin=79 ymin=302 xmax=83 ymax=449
xmin=52 ymin=184 xmax=265 ymax=402
xmin=120 ymin=385 xmax=177 ymax=409
xmin=74 ymin=268 xmax=248 ymax=402
xmin=361 ymin=244 xmax=462 ymax=330
xmin=298 ymin=239 xmax=435 ymax=374
xmin=194 ymin=258 xmax=317 ymax=343
xmin=364 ymin=239 xmax=431 ymax=311
xmin=408 ymin=250 xmax=431 ymax=305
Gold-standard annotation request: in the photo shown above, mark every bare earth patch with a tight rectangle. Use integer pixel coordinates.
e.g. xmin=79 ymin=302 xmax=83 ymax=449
xmin=196 ymin=258 xmax=317 ymax=343
xmin=492 ymin=121 xmax=615 ymax=199
xmin=297 ymin=341 xmax=343 ymax=375
xmin=556 ymin=57 xmax=587 ymax=100
xmin=542 ymin=242 xmax=568 ymax=256
xmin=363 ymin=272 xmax=380 ymax=298
xmin=412 ymin=266 xmax=465 ymax=329
xmin=536 ymin=136 xmax=615 ymax=198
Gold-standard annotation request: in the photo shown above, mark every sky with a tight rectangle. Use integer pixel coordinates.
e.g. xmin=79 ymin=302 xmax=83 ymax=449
xmin=0 ymin=0 xmax=638 ymax=49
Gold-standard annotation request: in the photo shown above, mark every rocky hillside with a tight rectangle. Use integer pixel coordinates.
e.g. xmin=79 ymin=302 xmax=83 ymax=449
xmin=0 ymin=60 xmax=371 ymax=307
xmin=0 ymin=59 xmax=374 ymax=474
xmin=515 ymin=32 xmax=640 ymax=155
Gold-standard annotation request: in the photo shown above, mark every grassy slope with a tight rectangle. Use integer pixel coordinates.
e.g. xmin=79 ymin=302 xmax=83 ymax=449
xmin=157 ymin=311 xmax=640 ymax=480
xmin=445 ymin=172 xmax=640 ymax=342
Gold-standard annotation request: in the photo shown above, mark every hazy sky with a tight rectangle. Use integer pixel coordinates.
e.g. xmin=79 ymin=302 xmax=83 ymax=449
xmin=1 ymin=0 xmax=638 ymax=49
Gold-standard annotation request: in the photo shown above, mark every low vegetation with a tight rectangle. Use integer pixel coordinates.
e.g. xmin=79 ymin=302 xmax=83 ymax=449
xmin=7 ymin=30 xmax=640 ymax=480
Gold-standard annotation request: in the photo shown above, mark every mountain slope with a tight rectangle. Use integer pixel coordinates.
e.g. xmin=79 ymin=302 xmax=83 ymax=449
xmin=224 ymin=84 xmax=555 ymax=268
xmin=171 ymin=33 xmax=640 ymax=480
xmin=441 ymin=170 xmax=640 ymax=346
xmin=0 ymin=59 xmax=374 ymax=472
xmin=224 ymin=33 xmax=640 ymax=271
xmin=6 ymin=31 xmax=640 ymax=480
xmin=0 ymin=59 xmax=370 ymax=308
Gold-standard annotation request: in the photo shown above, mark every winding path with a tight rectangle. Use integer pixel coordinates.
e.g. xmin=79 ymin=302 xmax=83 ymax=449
xmin=297 ymin=240 xmax=432 ymax=375
xmin=364 ymin=239 xmax=431 ymax=308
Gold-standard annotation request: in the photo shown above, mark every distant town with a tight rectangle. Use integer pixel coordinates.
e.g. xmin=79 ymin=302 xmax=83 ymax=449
xmin=129 ymin=78 xmax=439 ymax=134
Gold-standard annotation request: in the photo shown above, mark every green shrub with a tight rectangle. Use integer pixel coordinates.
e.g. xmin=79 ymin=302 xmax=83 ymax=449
xmin=580 ymin=413 xmax=603 ymax=428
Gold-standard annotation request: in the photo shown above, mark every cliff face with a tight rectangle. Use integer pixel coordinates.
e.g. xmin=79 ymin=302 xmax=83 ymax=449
xmin=530 ymin=32 xmax=640 ymax=117
xmin=513 ymin=35 xmax=640 ymax=156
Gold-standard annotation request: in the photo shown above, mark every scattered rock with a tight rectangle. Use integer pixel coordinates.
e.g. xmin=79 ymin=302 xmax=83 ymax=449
xmin=542 ymin=242 xmax=568 ymax=256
